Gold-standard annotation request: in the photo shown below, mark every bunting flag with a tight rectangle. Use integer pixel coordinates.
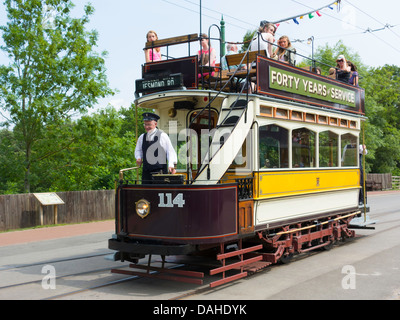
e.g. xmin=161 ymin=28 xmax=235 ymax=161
xmin=271 ymin=0 xmax=341 ymax=26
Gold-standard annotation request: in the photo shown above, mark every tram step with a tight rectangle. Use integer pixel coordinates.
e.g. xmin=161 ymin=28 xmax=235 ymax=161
xmin=236 ymin=261 xmax=272 ymax=273
xmin=229 ymin=99 xmax=248 ymax=108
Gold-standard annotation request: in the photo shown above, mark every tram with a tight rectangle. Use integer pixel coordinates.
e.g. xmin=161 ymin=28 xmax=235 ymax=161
xmin=109 ymin=32 xmax=369 ymax=287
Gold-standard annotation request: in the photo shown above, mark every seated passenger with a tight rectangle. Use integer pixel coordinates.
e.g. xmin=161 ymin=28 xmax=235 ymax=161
xmin=221 ymin=43 xmax=246 ymax=71
xmin=198 ymin=34 xmax=216 ymax=78
xmin=250 ymin=21 xmax=276 ymax=58
xmin=347 ymin=61 xmax=359 ymax=87
xmin=328 ymin=68 xmax=336 ymax=79
xmin=145 ymin=30 xmax=162 ymax=63
xmin=335 ymin=54 xmax=351 ymax=83
xmin=271 ymin=36 xmax=296 ymax=65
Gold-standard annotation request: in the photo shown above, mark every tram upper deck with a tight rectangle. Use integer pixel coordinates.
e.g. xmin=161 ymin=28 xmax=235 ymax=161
xmin=133 ymin=33 xmax=365 ymax=191
xmin=135 ymin=33 xmax=365 ymax=115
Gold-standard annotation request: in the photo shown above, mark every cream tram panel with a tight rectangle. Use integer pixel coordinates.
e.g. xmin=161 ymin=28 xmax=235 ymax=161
xmin=255 ymin=188 xmax=359 ymax=227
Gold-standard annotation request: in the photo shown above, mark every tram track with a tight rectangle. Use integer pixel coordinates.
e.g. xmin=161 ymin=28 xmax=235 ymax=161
xmin=0 ymin=252 xmax=112 ymax=272
xmin=43 ymin=262 xmax=190 ymax=300
xmin=0 ymin=265 xmax=126 ymax=291
xmin=0 ymin=250 xmax=192 ymax=300
xmin=0 ymin=235 xmax=376 ymax=300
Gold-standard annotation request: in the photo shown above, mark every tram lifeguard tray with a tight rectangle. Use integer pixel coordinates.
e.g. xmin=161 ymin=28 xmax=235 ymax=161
xmin=152 ymin=174 xmax=185 ymax=184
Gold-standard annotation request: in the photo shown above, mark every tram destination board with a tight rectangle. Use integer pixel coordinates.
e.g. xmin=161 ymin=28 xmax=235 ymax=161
xmin=136 ymin=73 xmax=183 ymax=93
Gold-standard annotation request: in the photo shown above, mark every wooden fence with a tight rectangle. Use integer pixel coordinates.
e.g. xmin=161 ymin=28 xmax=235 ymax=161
xmin=0 ymin=190 xmax=115 ymax=232
xmin=393 ymin=176 xmax=400 ymax=190
xmin=366 ymin=173 xmax=392 ymax=191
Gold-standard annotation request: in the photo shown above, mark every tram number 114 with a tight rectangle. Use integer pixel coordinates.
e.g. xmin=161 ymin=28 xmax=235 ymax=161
xmin=158 ymin=193 xmax=186 ymax=208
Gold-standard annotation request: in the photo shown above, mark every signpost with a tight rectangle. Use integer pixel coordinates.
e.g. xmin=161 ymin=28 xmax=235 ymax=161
xmin=34 ymin=193 xmax=65 ymax=225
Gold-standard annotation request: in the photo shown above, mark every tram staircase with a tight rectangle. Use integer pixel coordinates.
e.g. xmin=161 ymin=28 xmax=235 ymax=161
xmin=192 ymin=96 xmax=254 ymax=184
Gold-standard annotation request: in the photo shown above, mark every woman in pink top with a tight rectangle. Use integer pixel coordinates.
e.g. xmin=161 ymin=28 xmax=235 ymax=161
xmin=198 ymin=34 xmax=216 ymax=78
xmin=145 ymin=30 xmax=162 ymax=63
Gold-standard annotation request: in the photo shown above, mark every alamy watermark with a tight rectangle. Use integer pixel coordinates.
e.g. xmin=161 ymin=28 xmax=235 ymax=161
xmin=341 ymin=265 xmax=356 ymax=290
xmin=42 ymin=265 xmax=56 ymax=290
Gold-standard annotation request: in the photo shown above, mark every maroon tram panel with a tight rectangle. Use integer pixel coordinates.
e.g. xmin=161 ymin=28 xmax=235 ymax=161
xmin=117 ymin=184 xmax=238 ymax=244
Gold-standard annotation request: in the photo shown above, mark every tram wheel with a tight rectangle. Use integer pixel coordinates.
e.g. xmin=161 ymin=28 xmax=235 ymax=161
xmin=322 ymin=240 xmax=335 ymax=251
xmin=280 ymin=253 xmax=294 ymax=264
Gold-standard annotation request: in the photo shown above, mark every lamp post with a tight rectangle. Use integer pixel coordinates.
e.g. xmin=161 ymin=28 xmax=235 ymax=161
xmin=221 ymin=15 xmax=225 ymax=56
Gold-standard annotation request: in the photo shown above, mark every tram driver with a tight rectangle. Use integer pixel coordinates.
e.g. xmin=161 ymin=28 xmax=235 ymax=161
xmin=135 ymin=112 xmax=177 ymax=184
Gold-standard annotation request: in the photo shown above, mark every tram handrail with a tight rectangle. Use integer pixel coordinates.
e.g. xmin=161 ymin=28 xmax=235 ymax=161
xmin=119 ymin=167 xmax=139 ymax=181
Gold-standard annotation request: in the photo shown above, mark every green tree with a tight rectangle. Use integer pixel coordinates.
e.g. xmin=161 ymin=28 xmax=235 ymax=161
xmin=29 ymin=104 xmax=149 ymax=192
xmin=362 ymin=65 xmax=400 ymax=174
xmin=0 ymin=128 xmax=25 ymax=194
xmin=0 ymin=0 xmax=113 ymax=193
xmin=241 ymin=29 xmax=257 ymax=52
xmin=298 ymin=40 xmax=366 ymax=76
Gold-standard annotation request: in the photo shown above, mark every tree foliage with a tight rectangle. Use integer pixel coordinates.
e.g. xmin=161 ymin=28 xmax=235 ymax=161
xmin=362 ymin=65 xmax=400 ymax=174
xmin=0 ymin=0 xmax=113 ymax=192
xmin=0 ymin=105 xmax=149 ymax=193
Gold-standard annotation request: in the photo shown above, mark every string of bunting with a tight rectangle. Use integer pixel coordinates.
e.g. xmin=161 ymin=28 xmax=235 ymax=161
xmin=272 ymin=0 xmax=341 ymax=27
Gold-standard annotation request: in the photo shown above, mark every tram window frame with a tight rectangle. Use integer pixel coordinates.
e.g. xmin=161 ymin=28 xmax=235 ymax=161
xmin=258 ymin=124 xmax=289 ymax=170
xmin=292 ymin=128 xmax=316 ymax=169
xmin=341 ymin=133 xmax=358 ymax=167
xmin=319 ymin=131 xmax=339 ymax=168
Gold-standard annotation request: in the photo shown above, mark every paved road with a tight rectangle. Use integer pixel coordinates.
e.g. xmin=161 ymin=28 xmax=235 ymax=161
xmin=0 ymin=191 xmax=399 ymax=301
xmin=187 ymin=191 xmax=400 ymax=300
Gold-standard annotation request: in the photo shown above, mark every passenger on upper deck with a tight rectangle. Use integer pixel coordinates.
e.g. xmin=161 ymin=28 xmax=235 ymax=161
xmin=145 ymin=30 xmax=162 ymax=63
xmin=335 ymin=54 xmax=351 ymax=84
xmin=198 ymin=33 xmax=216 ymax=78
xmin=221 ymin=43 xmax=246 ymax=71
xmin=271 ymin=35 xmax=296 ymax=66
xmin=250 ymin=21 xmax=276 ymax=58
xmin=347 ymin=61 xmax=359 ymax=87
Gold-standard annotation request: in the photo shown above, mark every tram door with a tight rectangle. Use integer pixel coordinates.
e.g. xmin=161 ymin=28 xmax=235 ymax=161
xmin=187 ymin=110 xmax=218 ymax=178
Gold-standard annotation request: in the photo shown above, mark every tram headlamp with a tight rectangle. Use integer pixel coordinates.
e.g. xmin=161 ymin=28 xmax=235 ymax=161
xmin=135 ymin=199 xmax=150 ymax=219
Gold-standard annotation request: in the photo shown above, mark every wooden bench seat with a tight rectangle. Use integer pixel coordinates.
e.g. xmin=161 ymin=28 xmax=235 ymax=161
xmin=145 ymin=33 xmax=198 ymax=49
xmin=225 ymin=50 xmax=267 ymax=71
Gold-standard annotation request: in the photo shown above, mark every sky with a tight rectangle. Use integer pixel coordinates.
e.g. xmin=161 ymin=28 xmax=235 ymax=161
xmin=0 ymin=0 xmax=400 ymax=117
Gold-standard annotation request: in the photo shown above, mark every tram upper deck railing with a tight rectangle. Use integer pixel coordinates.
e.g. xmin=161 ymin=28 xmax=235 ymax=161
xmin=136 ymin=33 xmax=365 ymax=116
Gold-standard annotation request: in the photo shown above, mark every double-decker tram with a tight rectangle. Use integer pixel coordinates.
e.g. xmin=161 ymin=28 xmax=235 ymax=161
xmin=109 ymin=32 xmax=369 ymax=287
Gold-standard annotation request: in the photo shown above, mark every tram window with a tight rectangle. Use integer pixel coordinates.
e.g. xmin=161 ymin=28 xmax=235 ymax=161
xmin=229 ymin=132 xmax=251 ymax=170
xmin=319 ymin=131 xmax=339 ymax=167
xmin=318 ymin=115 xmax=328 ymax=124
xmin=341 ymin=133 xmax=358 ymax=167
xmin=176 ymin=129 xmax=198 ymax=170
xmin=259 ymin=125 xmax=289 ymax=169
xmin=292 ymin=128 xmax=316 ymax=168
